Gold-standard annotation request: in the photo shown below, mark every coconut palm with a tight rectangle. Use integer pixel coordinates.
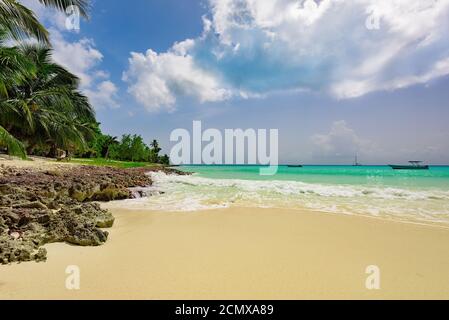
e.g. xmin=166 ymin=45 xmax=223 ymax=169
xmin=150 ymin=139 xmax=161 ymax=153
xmin=0 ymin=124 xmax=25 ymax=157
xmin=2 ymin=44 xmax=95 ymax=156
xmin=0 ymin=0 xmax=92 ymax=157
xmin=0 ymin=28 xmax=31 ymax=157
xmin=38 ymin=0 xmax=89 ymax=17
xmin=104 ymin=135 xmax=118 ymax=159
xmin=0 ymin=26 xmax=36 ymax=94
xmin=0 ymin=0 xmax=48 ymax=43
xmin=0 ymin=0 xmax=90 ymax=43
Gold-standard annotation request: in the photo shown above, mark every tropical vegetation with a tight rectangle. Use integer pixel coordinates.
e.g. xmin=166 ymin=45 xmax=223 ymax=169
xmin=80 ymin=130 xmax=170 ymax=165
xmin=0 ymin=0 xmax=169 ymax=164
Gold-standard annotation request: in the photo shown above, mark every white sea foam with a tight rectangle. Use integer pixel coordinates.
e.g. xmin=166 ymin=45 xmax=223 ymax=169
xmin=106 ymin=172 xmax=449 ymax=225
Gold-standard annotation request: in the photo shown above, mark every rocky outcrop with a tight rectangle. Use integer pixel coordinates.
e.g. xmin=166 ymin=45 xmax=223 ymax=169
xmin=0 ymin=164 xmax=186 ymax=264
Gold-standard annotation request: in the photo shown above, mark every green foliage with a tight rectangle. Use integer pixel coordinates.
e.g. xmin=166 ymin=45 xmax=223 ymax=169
xmin=82 ymin=131 xmax=169 ymax=165
xmin=37 ymin=0 xmax=90 ymax=18
xmin=71 ymin=158 xmax=162 ymax=169
xmin=0 ymin=125 xmax=26 ymax=158
xmin=0 ymin=44 xmax=96 ymax=157
xmin=80 ymin=125 xmax=116 ymax=158
xmin=0 ymin=0 xmax=170 ymax=165
xmin=0 ymin=1 xmax=97 ymax=158
xmin=0 ymin=0 xmax=90 ymax=44
xmin=159 ymin=154 xmax=170 ymax=165
xmin=0 ymin=0 xmax=49 ymax=43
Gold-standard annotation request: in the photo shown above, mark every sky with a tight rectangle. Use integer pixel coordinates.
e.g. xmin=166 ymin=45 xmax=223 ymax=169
xmin=20 ymin=0 xmax=449 ymax=164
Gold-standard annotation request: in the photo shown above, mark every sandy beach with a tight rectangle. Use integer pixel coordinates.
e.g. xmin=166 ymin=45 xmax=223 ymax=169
xmin=0 ymin=156 xmax=77 ymax=170
xmin=2 ymin=0 xmax=449 ymax=305
xmin=2 ymin=207 xmax=449 ymax=300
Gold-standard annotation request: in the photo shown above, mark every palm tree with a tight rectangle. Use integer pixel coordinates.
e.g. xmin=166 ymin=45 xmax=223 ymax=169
xmin=150 ymin=139 xmax=161 ymax=153
xmin=148 ymin=139 xmax=162 ymax=163
xmin=0 ymin=0 xmax=48 ymax=43
xmin=0 ymin=0 xmax=92 ymax=157
xmin=0 ymin=42 xmax=34 ymax=98
xmin=104 ymin=135 xmax=118 ymax=160
xmin=0 ymin=0 xmax=90 ymax=43
xmin=38 ymin=0 xmax=89 ymax=17
xmin=0 ymin=28 xmax=31 ymax=157
xmin=0 ymin=125 xmax=25 ymax=157
xmin=2 ymin=44 xmax=95 ymax=156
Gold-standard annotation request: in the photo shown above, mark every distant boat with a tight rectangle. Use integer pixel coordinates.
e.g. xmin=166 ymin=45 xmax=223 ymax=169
xmin=353 ymin=154 xmax=362 ymax=166
xmin=287 ymin=165 xmax=303 ymax=168
xmin=389 ymin=161 xmax=429 ymax=170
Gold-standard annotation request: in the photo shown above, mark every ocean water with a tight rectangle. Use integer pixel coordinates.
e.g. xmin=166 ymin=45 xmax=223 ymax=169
xmin=112 ymin=165 xmax=449 ymax=226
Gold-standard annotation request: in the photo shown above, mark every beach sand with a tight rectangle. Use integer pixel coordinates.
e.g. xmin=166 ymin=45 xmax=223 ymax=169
xmin=0 ymin=155 xmax=77 ymax=170
xmin=1 ymin=207 xmax=449 ymax=300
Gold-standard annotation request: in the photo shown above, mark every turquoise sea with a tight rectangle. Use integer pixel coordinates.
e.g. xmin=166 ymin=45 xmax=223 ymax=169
xmin=113 ymin=165 xmax=449 ymax=226
xmin=180 ymin=165 xmax=449 ymax=189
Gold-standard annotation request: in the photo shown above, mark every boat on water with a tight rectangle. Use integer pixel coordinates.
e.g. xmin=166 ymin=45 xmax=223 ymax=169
xmin=389 ymin=161 xmax=429 ymax=170
xmin=287 ymin=165 xmax=303 ymax=168
xmin=353 ymin=154 xmax=362 ymax=167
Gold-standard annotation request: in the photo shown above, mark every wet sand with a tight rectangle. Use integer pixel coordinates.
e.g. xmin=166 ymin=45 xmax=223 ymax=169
xmin=2 ymin=207 xmax=449 ymax=299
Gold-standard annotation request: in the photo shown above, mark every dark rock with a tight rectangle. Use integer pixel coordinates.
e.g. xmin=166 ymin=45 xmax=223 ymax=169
xmin=45 ymin=170 xmax=62 ymax=177
xmin=13 ymin=201 xmax=48 ymax=210
xmin=91 ymin=188 xmax=130 ymax=202
xmin=33 ymin=248 xmax=47 ymax=262
xmin=0 ymin=164 xmax=186 ymax=264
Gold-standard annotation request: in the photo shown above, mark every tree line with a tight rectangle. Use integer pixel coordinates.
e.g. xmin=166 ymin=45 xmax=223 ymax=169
xmin=81 ymin=129 xmax=169 ymax=165
xmin=0 ymin=0 xmax=168 ymax=164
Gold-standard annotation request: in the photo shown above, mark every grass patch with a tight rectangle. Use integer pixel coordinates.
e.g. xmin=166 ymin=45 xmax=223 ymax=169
xmin=71 ymin=158 xmax=162 ymax=169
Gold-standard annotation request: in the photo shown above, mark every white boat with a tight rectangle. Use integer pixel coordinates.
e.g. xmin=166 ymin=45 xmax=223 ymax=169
xmin=389 ymin=161 xmax=429 ymax=170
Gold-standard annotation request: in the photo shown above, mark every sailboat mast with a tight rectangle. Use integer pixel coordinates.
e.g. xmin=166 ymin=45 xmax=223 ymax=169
xmin=353 ymin=154 xmax=361 ymax=166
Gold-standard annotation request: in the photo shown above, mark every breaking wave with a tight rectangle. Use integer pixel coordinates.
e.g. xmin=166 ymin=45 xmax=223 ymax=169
xmin=105 ymin=172 xmax=449 ymax=226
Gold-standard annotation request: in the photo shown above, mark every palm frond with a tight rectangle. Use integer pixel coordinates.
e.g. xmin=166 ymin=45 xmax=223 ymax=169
xmin=0 ymin=125 xmax=26 ymax=158
xmin=1 ymin=42 xmax=96 ymax=157
xmin=38 ymin=0 xmax=89 ymax=18
xmin=0 ymin=0 xmax=49 ymax=43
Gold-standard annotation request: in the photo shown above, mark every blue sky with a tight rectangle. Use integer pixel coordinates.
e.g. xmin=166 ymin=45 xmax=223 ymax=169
xmin=80 ymin=0 xmax=206 ymax=82
xmin=23 ymin=0 xmax=449 ymax=164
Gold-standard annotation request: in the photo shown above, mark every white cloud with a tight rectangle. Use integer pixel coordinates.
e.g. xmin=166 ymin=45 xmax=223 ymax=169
xmin=312 ymin=121 xmax=366 ymax=157
xmin=123 ymin=46 xmax=232 ymax=112
xmin=124 ymin=0 xmax=449 ymax=111
xmin=51 ymin=32 xmax=118 ymax=109
xmin=50 ymin=29 xmax=103 ymax=88
xmin=84 ymin=81 xmax=119 ymax=109
xmin=19 ymin=0 xmax=119 ymax=110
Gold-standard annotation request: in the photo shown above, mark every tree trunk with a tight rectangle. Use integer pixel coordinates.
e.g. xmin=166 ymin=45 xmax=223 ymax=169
xmin=47 ymin=144 xmax=58 ymax=159
xmin=26 ymin=143 xmax=36 ymax=155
